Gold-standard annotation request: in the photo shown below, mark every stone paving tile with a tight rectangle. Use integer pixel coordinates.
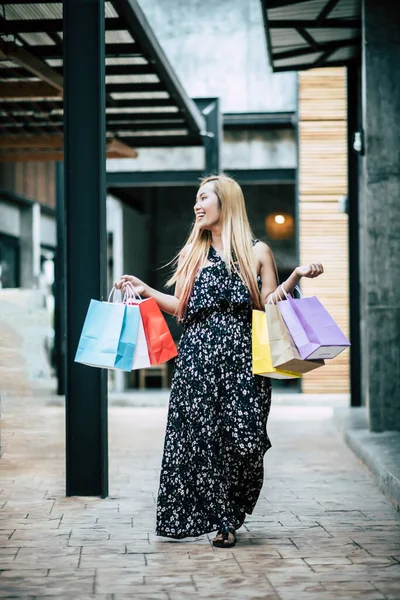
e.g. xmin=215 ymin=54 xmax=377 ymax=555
xmin=1 ymin=398 xmax=400 ymax=598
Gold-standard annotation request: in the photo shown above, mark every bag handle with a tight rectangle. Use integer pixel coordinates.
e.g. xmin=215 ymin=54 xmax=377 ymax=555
xmin=108 ymin=287 xmax=123 ymax=303
xmin=267 ymin=285 xmax=284 ymax=305
xmin=278 ymin=283 xmax=302 ymax=301
xmin=123 ymin=281 xmax=143 ymax=303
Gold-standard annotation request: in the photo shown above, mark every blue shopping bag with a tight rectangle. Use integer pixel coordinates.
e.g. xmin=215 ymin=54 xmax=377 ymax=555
xmin=75 ymin=299 xmax=140 ymax=371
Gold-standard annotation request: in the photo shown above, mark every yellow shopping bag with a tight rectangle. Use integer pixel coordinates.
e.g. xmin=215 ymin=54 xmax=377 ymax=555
xmin=252 ymin=310 xmax=302 ymax=379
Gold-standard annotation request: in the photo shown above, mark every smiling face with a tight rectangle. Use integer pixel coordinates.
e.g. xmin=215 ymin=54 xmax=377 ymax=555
xmin=194 ymin=181 xmax=221 ymax=230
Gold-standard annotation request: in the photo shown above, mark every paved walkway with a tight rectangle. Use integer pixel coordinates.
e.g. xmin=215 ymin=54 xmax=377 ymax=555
xmin=1 ymin=390 xmax=400 ymax=599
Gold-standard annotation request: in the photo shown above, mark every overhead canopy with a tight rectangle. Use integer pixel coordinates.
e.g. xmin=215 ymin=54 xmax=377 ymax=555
xmin=0 ymin=0 xmax=206 ymax=161
xmin=261 ymin=0 xmax=361 ymax=72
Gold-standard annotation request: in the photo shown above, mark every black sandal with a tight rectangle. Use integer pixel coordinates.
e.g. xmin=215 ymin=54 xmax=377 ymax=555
xmin=212 ymin=524 xmax=237 ymax=548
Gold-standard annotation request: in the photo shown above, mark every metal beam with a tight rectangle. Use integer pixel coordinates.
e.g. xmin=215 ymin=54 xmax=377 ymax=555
xmin=106 ymin=122 xmax=188 ymax=131
xmin=0 ymin=98 xmax=176 ymax=109
xmin=64 ymin=0 xmax=108 ymax=498
xmin=264 ymin=0 xmax=315 ymax=8
xmin=2 ymin=17 xmax=126 ymax=34
xmin=313 ymin=47 xmax=336 ymax=68
xmin=296 ymin=28 xmax=319 ymax=52
xmin=268 ymin=19 xmax=361 ymax=28
xmin=0 ymin=117 xmax=185 ymax=128
xmin=0 ymin=82 xmax=62 ymax=99
xmin=104 ymin=64 xmax=155 ymax=76
xmin=29 ymin=43 xmax=140 ymax=59
xmin=272 ymin=37 xmax=360 ymax=60
xmin=0 ymin=40 xmax=63 ymax=90
xmin=273 ymin=56 xmax=360 ymax=71
xmin=105 ymin=112 xmax=182 ymax=122
xmin=105 ymin=135 xmax=201 ymax=147
xmin=106 ymin=168 xmax=296 ymax=187
xmin=0 ymin=67 xmax=32 ymax=79
xmin=316 ymin=0 xmax=341 ymax=25
xmin=223 ymin=112 xmax=296 ymax=127
xmin=106 ymin=82 xmax=164 ymax=93
xmin=111 ymin=0 xmax=204 ymax=136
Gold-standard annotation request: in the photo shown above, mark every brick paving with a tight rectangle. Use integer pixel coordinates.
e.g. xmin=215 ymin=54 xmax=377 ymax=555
xmin=1 ymin=391 xmax=400 ymax=599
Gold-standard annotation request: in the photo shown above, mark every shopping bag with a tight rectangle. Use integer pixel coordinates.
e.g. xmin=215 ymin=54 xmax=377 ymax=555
xmin=131 ymin=311 xmax=151 ymax=370
xmin=117 ymin=303 xmax=141 ymax=370
xmin=252 ymin=310 xmax=302 ymax=379
xmin=265 ymin=303 xmax=324 ymax=373
xmin=75 ymin=298 xmax=140 ymax=371
xmin=127 ymin=296 xmax=178 ymax=365
xmin=278 ymin=295 xmax=350 ymax=360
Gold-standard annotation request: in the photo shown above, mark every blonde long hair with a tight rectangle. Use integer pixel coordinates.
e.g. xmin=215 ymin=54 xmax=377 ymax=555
xmin=167 ymin=174 xmax=263 ymax=319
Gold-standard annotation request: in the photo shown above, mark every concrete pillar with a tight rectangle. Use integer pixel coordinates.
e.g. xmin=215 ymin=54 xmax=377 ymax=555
xmin=361 ymin=0 xmax=400 ymax=431
xmin=20 ymin=202 xmax=40 ymax=289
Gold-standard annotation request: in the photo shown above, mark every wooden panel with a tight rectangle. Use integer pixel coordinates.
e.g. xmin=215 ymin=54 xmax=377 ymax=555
xmin=299 ymin=121 xmax=347 ymax=196
xmin=299 ymin=67 xmax=347 ymax=121
xmin=299 ymin=68 xmax=349 ymax=394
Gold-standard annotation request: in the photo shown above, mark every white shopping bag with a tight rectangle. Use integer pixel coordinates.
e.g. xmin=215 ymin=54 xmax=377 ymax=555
xmin=131 ymin=312 xmax=151 ymax=370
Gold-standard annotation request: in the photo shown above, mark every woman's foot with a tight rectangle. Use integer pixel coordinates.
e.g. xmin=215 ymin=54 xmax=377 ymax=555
xmin=212 ymin=524 xmax=236 ymax=548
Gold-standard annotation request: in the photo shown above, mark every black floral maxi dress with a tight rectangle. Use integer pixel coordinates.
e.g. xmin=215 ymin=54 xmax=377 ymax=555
xmin=156 ymin=242 xmax=272 ymax=539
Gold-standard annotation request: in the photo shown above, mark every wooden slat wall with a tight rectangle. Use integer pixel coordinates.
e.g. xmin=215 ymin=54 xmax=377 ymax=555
xmin=0 ymin=161 xmax=56 ymax=208
xmin=298 ymin=68 xmax=350 ymax=393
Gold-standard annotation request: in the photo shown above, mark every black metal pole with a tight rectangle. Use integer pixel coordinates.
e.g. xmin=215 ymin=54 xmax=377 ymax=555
xmin=347 ymin=65 xmax=362 ymax=408
xmin=54 ymin=161 xmax=66 ymax=396
xmin=63 ymin=0 xmax=108 ymax=497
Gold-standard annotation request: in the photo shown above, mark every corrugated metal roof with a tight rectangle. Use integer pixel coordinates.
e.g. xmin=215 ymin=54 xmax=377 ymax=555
xmin=0 ymin=0 xmax=205 ymax=158
xmin=262 ymin=0 xmax=361 ymax=72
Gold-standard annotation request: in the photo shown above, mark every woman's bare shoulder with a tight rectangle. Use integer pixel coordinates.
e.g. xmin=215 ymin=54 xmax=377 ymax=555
xmin=252 ymin=240 xmax=272 ymax=259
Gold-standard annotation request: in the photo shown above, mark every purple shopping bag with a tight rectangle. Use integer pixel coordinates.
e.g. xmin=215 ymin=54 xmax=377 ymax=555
xmin=278 ymin=295 xmax=350 ymax=360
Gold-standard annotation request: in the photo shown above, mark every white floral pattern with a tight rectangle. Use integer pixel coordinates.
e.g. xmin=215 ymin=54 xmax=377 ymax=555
xmin=156 ymin=242 xmax=272 ymax=539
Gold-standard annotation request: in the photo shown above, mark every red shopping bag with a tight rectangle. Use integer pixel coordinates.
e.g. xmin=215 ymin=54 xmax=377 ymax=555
xmin=127 ymin=297 xmax=178 ymax=365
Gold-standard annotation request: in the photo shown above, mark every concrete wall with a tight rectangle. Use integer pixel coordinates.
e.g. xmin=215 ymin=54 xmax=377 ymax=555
xmin=106 ymin=128 xmax=296 ymax=174
xmin=361 ymin=0 xmax=400 ymax=431
xmin=0 ymin=203 xmax=20 ymax=237
xmin=40 ymin=214 xmax=56 ymax=248
xmin=137 ymin=0 xmax=296 ymax=113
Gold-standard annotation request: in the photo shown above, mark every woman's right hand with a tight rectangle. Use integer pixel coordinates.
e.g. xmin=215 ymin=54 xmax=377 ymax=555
xmin=114 ymin=274 xmax=148 ymax=297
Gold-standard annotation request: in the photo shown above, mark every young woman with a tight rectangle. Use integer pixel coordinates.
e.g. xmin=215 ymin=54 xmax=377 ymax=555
xmin=116 ymin=174 xmax=323 ymax=548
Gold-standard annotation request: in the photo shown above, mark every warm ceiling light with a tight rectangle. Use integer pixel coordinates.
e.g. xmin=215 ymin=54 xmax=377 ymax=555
xmin=265 ymin=212 xmax=294 ymax=240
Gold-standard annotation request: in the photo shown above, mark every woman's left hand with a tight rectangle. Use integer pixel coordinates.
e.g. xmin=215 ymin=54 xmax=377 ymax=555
xmin=295 ymin=263 xmax=324 ymax=278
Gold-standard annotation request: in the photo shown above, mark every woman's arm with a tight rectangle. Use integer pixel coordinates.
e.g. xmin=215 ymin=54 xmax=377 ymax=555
xmin=254 ymin=241 xmax=323 ymax=306
xmin=117 ymin=245 xmax=191 ymax=316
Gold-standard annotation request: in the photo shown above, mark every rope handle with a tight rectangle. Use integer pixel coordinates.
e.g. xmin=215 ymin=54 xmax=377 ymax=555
xmin=123 ymin=281 xmax=143 ymax=303
xmin=266 ymin=283 xmax=302 ymax=305
xmin=107 ymin=282 xmax=143 ymax=303
xmin=107 ymin=287 xmax=121 ymax=303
